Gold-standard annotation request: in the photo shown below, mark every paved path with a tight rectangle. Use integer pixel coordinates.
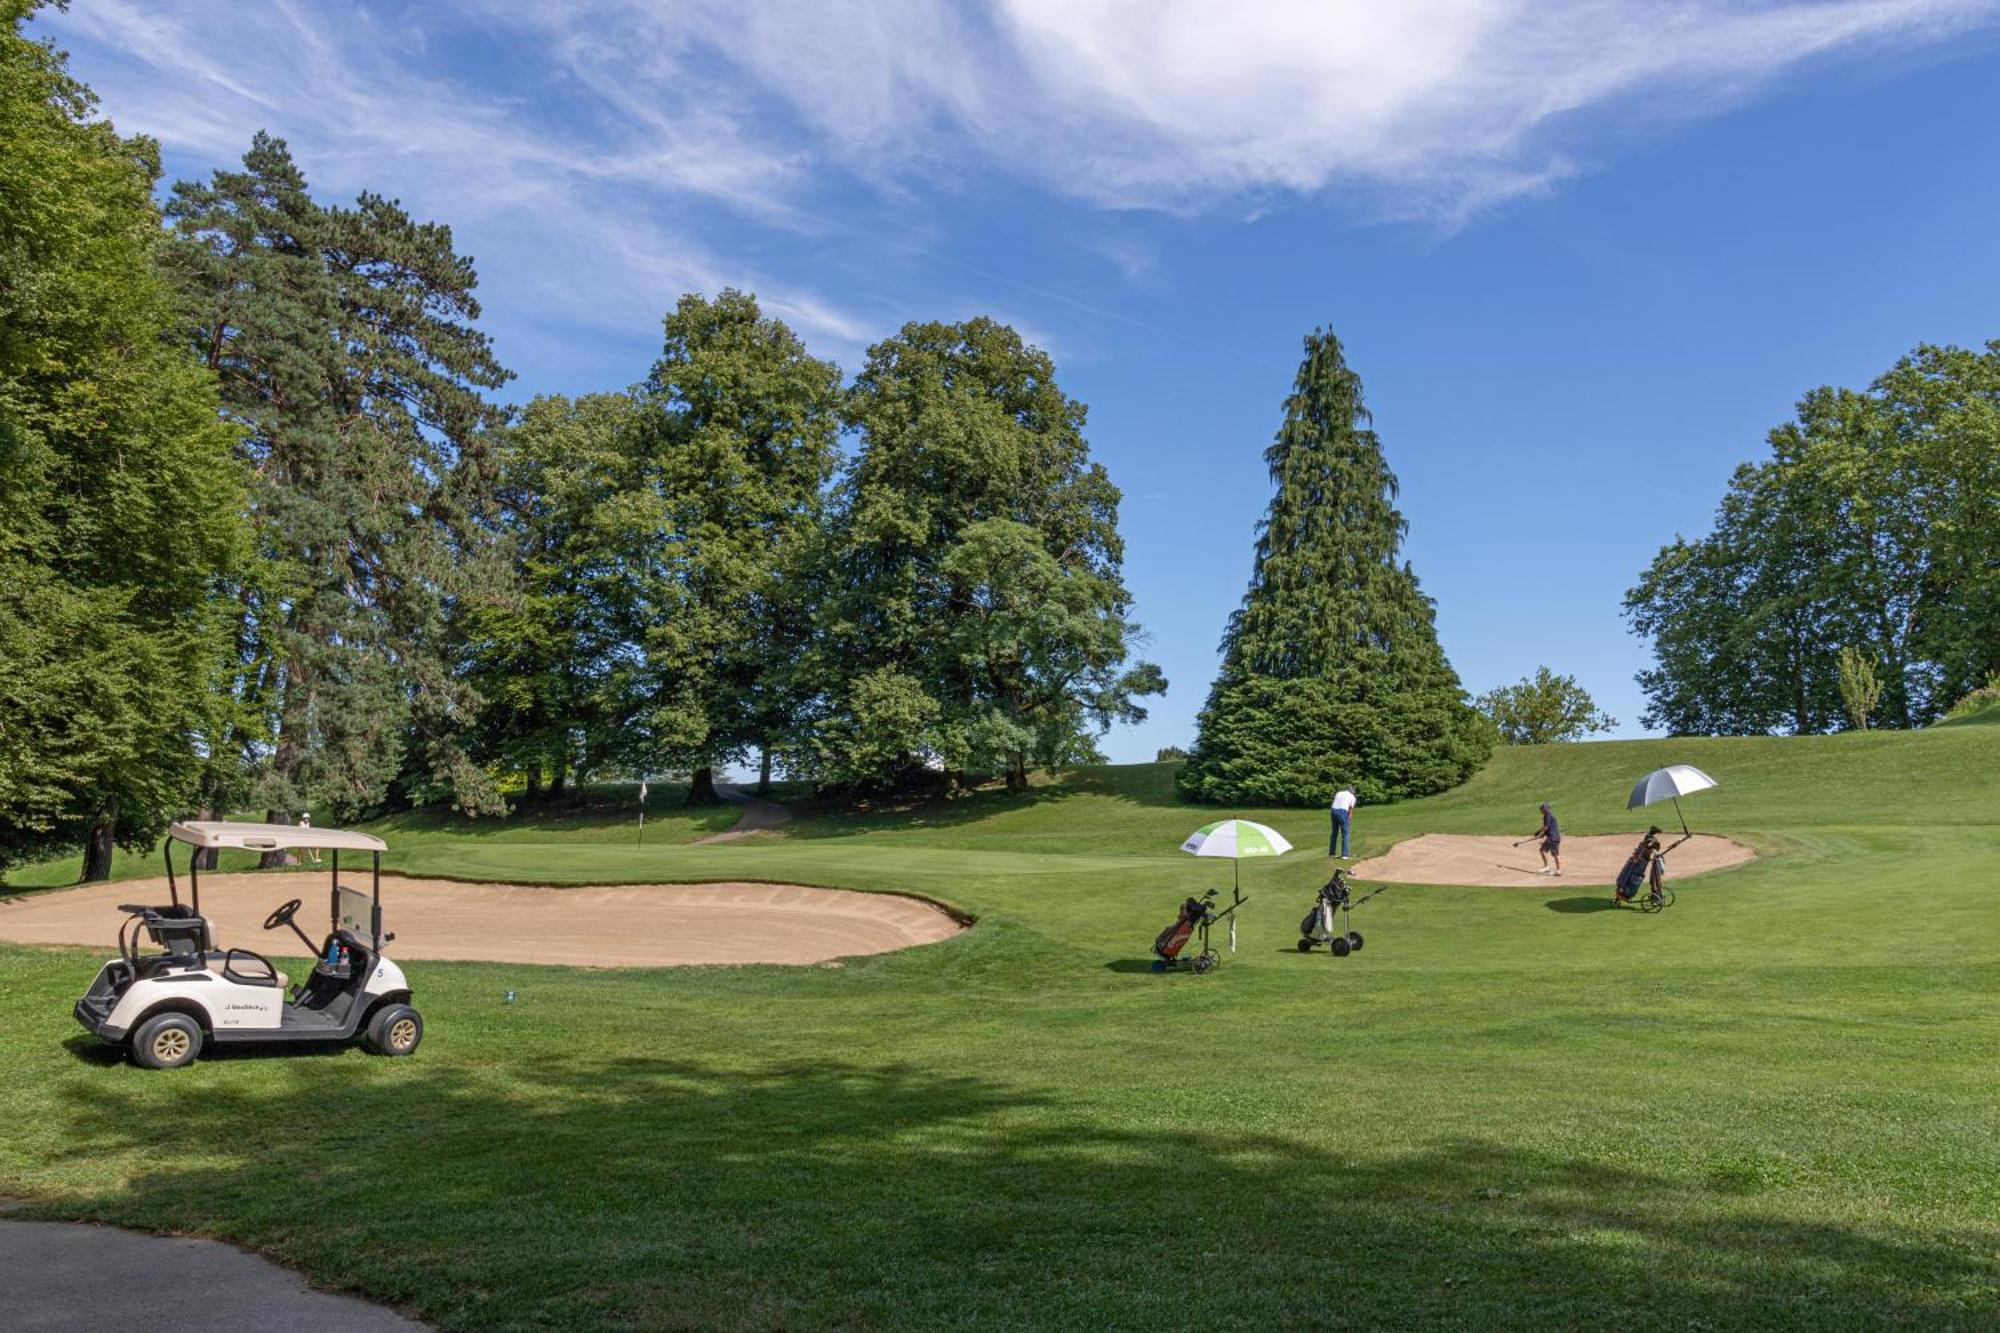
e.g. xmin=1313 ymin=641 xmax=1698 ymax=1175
xmin=690 ymin=781 xmax=795 ymax=844
xmin=0 ymin=1209 xmax=425 ymax=1331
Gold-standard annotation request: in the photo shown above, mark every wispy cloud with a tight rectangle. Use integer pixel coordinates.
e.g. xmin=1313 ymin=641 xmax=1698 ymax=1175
xmin=37 ymin=0 xmax=1998 ymax=371
xmin=41 ymin=0 xmax=880 ymax=359
xmin=477 ymin=0 xmax=1997 ymax=221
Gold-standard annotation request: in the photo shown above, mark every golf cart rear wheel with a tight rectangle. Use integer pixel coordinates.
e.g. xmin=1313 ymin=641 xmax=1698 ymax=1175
xmin=1347 ymin=932 xmax=1364 ymax=951
xmin=131 ymin=1012 xmax=202 ymax=1070
xmin=1331 ymin=936 xmax=1352 ymax=957
xmin=365 ymin=1003 xmax=423 ymax=1057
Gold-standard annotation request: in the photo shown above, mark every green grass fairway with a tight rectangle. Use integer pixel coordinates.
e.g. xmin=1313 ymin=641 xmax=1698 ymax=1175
xmin=3 ymin=733 xmax=1996 ymax=1329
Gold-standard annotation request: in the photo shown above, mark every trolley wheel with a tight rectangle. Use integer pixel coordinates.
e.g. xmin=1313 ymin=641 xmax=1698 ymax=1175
xmin=1331 ymin=936 xmax=1352 ymax=957
xmin=1296 ymin=938 xmax=1315 ymax=952
xmin=1347 ymin=932 xmax=1364 ymax=951
xmin=1193 ymin=951 xmax=1218 ymax=974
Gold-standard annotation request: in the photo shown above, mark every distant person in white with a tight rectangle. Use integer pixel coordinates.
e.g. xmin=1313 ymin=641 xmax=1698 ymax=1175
xmin=300 ymin=809 xmax=321 ymax=864
xmin=1329 ymin=787 xmax=1357 ymax=859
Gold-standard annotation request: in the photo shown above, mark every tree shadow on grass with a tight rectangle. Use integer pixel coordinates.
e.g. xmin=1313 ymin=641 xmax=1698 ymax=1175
xmin=33 ymin=1053 xmax=1997 ymax=1331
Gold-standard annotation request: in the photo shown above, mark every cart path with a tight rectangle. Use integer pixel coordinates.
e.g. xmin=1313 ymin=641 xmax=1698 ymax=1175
xmin=0 ymin=872 xmax=963 ymax=968
xmin=689 ymin=782 xmax=794 ymax=844
xmin=0 ymin=1209 xmax=425 ymax=1331
xmin=1348 ymin=832 xmax=1753 ymax=888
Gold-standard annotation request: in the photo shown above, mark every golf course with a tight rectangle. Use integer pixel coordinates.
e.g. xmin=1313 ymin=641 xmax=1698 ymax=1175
xmin=2 ymin=725 xmax=1995 ymax=1331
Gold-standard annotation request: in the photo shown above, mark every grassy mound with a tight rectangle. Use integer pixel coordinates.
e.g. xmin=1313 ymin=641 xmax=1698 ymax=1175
xmin=3 ymin=729 xmax=1996 ymax=1329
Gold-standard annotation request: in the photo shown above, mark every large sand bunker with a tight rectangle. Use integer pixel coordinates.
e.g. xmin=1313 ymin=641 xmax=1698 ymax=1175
xmin=0 ymin=872 xmax=965 ymax=967
xmin=1349 ymin=833 xmax=1753 ymax=888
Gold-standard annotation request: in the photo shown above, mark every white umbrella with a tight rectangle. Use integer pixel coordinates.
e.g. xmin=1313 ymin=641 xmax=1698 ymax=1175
xmin=1627 ymin=764 xmax=1718 ymax=838
xmin=1180 ymin=819 xmax=1291 ymax=951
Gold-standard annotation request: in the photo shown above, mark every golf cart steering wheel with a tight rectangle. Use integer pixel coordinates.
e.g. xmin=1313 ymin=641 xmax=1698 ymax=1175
xmin=263 ymin=898 xmax=303 ymax=932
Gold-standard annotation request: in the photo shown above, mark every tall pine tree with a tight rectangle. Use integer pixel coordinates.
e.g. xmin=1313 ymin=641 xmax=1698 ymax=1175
xmin=1181 ymin=330 xmax=1488 ymax=806
xmin=164 ymin=133 xmax=511 ymax=839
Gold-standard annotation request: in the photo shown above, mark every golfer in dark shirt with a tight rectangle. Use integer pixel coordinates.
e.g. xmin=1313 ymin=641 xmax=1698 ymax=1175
xmin=1531 ymin=802 xmax=1562 ymax=876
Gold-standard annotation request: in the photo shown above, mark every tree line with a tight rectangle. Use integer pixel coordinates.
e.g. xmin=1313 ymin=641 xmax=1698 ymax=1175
xmin=0 ymin=11 xmax=1161 ymax=879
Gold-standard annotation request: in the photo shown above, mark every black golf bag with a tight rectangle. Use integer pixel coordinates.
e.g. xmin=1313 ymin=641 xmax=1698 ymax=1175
xmin=1298 ymin=870 xmax=1370 ymax=956
xmin=1615 ymin=830 xmax=1665 ymax=904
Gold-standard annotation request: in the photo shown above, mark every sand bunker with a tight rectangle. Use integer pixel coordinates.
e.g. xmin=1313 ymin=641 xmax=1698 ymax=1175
xmin=1349 ymin=833 xmax=1753 ymax=888
xmin=0 ymin=872 xmax=965 ymax=968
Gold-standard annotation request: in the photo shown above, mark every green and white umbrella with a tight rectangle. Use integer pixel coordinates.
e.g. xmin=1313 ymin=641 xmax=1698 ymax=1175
xmin=1179 ymin=819 xmax=1292 ymax=951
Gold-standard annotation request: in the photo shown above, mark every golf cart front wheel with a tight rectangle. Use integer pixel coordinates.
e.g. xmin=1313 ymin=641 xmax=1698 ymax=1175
xmin=365 ymin=1004 xmax=423 ymax=1057
xmin=131 ymin=1012 xmax=202 ymax=1069
xmin=1296 ymin=938 xmax=1315 ymax=952
xmin=1193 ymin=951 xmax=1219 ymax=975
xmin=1331 ymin=936 xmax=1352 ymax=957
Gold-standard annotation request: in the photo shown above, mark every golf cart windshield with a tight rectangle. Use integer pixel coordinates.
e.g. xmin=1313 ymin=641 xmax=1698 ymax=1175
xmin=336 ymin=886 xmax=379 ymax=941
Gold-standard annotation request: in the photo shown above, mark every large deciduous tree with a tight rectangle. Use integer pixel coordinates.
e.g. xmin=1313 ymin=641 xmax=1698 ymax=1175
xmin=1181 ymin=329 xmax=1488 ymax=806
xmin=0 ymin=3 xmax=247 ymax=880
xmin=1626 ymin=343 xmax=2000 ymax=734
xmin=164 ymin=132 xmax=512 ymax=840
xmin=461 ymin=393 xmax=643 ymax=798
xmin=804 ymin=318 xmax=1162 ymax=793
xmin=632 ymin=290 xmax=842 ymax=803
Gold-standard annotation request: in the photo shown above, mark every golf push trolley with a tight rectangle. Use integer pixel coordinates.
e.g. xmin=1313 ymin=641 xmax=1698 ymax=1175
xmin=1298 ymin=866 xmax=1388 ymax=957
xmin=1152 ymin=886 xmax=1247 ymax=974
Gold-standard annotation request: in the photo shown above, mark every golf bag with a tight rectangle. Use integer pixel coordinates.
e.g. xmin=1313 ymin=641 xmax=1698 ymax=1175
xmin=1615 ymin=829 xmax=1666 ymax=906
xmin=1298 ymin=869 xmax=1375 ymax=957
xmin=1151 ymin=888 xmax=1245 ymax=974
xmin=1154 ymin=896 xmax=1208 ymax=963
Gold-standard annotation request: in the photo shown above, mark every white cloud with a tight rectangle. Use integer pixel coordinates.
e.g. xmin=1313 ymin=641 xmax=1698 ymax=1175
xmin=485 ymin=0 xmax=1995 ymax=218
xmin=38 ymin=0 xmax=1997 ymax=365
xmin=41 ymin=0 xmax=878 ymax=357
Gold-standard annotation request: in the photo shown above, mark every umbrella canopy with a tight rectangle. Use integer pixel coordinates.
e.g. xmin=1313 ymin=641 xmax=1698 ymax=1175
xmin=1626 ymin=764 xmax=1719 ymax=839
xmin=1180 ymin=820 xmax=1293 ymax=858
xmin=1627 ymin=765 xmax=1718 ymax=810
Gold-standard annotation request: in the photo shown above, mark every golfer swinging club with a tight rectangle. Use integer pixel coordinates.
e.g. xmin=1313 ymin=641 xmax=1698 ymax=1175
xmin=1527 ymin=801 xmax=1561 ymax=876
xmin=1329 ymin=785 xmax=1357 ymax=859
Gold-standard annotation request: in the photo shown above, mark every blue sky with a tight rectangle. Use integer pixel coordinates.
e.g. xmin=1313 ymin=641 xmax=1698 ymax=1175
xmin=40 ymin=1 xmax=2000 ymax=763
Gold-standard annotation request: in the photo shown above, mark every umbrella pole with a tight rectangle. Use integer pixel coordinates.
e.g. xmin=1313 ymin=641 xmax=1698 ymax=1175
xmin=1673 ymin=795 xmax=1689 ymax=839
xmin=1230 ymin=858 xmax=1239 ymax=952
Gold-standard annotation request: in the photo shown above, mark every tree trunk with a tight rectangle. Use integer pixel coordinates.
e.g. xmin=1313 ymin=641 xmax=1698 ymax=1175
xmin=525 ymin=763 xmax=542 ymax=801
xmin=80 ymin=804 xmax=117 ymax=883
xmin=258 ymin=807 xmax=298 ymax=869
xmin=687 ymin=765 xmax=718 ymax=805
xmin=1006 ymin=756 xmax=1028 ymax=794
xmin=756 ymin=747 xmax=773 ymax=797
xmin=192 ymin=805 xmax=220 ymax=870
xmin=551 ymin=758 xmax=567 ymax=798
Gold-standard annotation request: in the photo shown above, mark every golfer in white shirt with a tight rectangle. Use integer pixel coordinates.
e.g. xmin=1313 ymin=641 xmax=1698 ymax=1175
xmin=1330 ymin=787 xmax=1357 ymax=859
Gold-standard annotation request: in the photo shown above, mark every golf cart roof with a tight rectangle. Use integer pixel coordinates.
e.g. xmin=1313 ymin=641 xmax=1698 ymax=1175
xmin=167 ymin=820 xmax=388 ymax=853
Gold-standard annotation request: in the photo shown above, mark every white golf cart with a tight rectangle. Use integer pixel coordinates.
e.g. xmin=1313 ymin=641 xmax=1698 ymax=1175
xmin=73 ymin=821 xmax=423 ymax=1069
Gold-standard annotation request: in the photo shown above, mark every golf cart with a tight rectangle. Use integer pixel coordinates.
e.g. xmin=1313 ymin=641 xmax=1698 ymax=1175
xmin=73 ymin=821 xmax=423 ymax=1069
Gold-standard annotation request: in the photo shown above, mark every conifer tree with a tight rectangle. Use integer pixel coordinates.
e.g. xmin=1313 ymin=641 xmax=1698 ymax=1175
xmin=164 ymin=133 xmax=511 ymax=837
xmin=1181 ymin=330 xmax=1488 ymax=805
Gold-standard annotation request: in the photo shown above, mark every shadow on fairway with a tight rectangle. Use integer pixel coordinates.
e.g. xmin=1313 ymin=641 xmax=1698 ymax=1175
xmin=1545 ymin=896 xmax=1620 ymax=913
xmin=37 ymin=1053 xmax=1998 ymax=1331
